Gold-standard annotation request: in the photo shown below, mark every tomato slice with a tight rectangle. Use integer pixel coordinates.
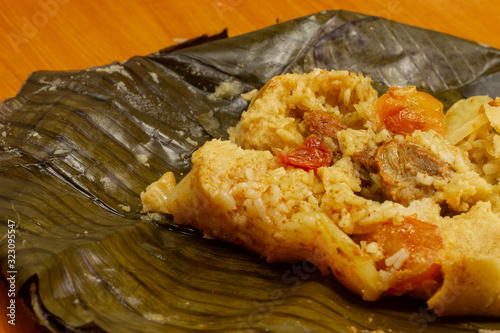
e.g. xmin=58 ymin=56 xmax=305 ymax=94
xmin=277 ymin=135 xmax=333 ymax=170
xmin=386 ymin=263 xmax=441 ymax=296
xmin=489 ymin=99 xmax=500 ymax=107
xmin=358 ymin=216 xmax=442 ymax=295
xmin=376 ymin=86 xmax=447 ymax=135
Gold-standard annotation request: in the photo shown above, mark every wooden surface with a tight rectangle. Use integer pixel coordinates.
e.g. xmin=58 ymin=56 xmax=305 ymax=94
xmin=0 ymin=0 xmax=499 ymax=332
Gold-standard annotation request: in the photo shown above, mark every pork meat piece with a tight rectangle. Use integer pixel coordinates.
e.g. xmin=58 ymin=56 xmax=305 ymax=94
xmin=374 ymin=141 xmax=451 ymax=206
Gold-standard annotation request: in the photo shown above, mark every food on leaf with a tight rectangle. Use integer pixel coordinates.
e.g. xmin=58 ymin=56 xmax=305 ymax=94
xmin=143 ymin=69 xmax=500 ymax=317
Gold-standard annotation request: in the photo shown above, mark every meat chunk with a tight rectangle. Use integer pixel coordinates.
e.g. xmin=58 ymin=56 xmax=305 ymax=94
xmin=374 ymin=141 xmax=451 ymax=206
xmin=303 ymin=109 xmax=348 ymax=143
xmin=352 ymin=149 xmax=377 ymax=173
xmin=303 ymin=110 xmax=347 ymax=163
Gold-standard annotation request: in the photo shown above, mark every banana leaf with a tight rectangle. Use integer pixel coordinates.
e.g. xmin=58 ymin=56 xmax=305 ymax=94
xmin=2 ymin=9 xmax=500 ymax=332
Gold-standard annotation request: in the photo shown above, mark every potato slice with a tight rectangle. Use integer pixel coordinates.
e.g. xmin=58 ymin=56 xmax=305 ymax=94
xmin=445 ymin=96 xmax=492 ymax=144
xmin=484 ymin=97 xmax=500 ymax=133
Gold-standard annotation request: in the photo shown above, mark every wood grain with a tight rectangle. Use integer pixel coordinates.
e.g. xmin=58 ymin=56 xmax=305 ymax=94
xmin=0 ymin=0 xmax=499 ymax=332
xmin=1 ymin=0 xmax=499 ymax=102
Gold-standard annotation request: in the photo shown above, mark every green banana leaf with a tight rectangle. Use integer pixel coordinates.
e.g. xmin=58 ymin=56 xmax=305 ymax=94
xmin=2 ymin=9 xmax=500 ymax=332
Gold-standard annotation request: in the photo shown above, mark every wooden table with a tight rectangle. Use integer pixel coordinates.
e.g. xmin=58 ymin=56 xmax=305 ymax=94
xmin=0 ymin=1 xmax=498 ymax=332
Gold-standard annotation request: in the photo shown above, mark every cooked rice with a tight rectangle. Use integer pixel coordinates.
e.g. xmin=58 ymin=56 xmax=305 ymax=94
xmin=142 ymin=69 xmax=500 ymax=317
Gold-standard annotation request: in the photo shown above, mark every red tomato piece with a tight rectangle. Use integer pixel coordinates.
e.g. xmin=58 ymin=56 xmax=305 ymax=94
xmin=376 ymin=86 xmax=447 ymax=135
xmin=361 ymin=216 xmax=442 ymax=295
xmin=276 ymin=135 xmax=333 ymax=170
xmin=386 ymin=263 xmax=441 ymax=296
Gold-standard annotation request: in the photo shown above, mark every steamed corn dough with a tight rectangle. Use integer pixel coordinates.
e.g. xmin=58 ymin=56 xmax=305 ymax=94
xmin=141 ymin=69 xmax=500 ymax=317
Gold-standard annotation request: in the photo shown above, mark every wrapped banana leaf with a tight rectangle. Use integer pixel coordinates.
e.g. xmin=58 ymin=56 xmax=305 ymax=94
xmin=1 ymin=9 xmax=500 ymax=332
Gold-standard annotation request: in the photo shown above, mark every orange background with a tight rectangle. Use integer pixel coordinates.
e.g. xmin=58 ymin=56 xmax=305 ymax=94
xmin=1 ymin=0 xmax=499 ymax=332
